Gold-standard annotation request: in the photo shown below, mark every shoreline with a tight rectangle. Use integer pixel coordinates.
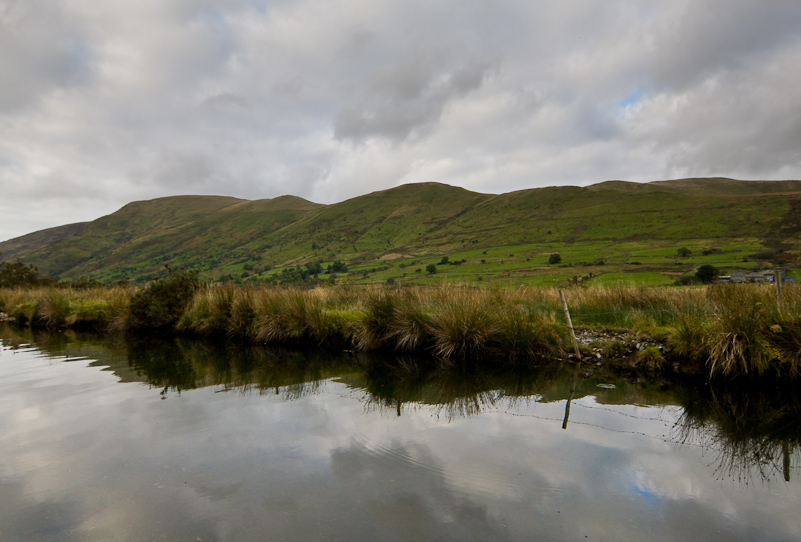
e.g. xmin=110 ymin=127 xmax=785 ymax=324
xmin=1 ymin=281 xmax=798 ymax=383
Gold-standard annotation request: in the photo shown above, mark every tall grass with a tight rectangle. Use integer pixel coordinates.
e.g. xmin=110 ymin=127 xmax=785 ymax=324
xmin=0 ymin=287 xmax=134 ymax=330
xmin=251 ymin=288 xmax=346 ymax=345
xmin=426 ymin=287 xmax=501 ymax=361
xmin=2 ymin=282 xmax=800 ymax=380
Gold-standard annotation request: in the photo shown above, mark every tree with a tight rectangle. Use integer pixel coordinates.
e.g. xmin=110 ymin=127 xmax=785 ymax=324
xmin=426 ymin=263 xmax=437 ymax=274
xmin=695 ymin=264 xmax=719 ymax=284
xmin=548 ymin=253 xmax=561 ymax=265
xmin=0 ymin=257 xmax=54 ymax=288
xmin=677 ymin=247 xmax=691 ymax=258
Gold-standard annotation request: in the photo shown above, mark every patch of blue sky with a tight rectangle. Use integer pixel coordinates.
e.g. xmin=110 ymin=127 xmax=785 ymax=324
xmin=619 ymin=88 xmax=645 ymax=109
xmin=630 ymin=480 xmax=663 ymax=508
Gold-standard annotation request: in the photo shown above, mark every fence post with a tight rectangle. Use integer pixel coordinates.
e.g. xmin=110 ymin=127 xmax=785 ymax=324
xmin=775 ymin=270 xmax=784 ymax=312
xmin=559 ymin=289 xmax=582 ymax=359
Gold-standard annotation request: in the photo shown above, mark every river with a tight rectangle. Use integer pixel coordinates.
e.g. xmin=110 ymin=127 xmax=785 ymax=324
xmin=1 ymin=325 xmax=799 ymax=541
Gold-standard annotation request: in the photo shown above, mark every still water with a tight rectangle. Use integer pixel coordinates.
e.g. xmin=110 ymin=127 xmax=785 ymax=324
xmin=1 ymin=325 xmax=800 ymax=542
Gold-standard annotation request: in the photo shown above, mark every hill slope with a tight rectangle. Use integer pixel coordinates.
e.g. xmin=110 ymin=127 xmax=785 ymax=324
xmin=0 ymin=222 xmax=87 ymax=261
xmin=1 ymin=178 xmax=800 ymax=284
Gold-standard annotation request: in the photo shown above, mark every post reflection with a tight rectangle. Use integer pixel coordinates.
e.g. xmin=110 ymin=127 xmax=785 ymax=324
xmin=2 ymin=323 xmax=801 ymax=486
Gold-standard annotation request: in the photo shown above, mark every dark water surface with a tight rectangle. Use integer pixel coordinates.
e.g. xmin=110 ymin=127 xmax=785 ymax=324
xmin=1 ymin=325 xmax=800 ymax=542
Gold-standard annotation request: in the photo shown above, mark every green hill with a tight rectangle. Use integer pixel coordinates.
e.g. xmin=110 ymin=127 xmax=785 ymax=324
xmin=0 ymin=222 xmax=87 ymax=261
xmin=1 ymin=178 xmax=800 ymax=286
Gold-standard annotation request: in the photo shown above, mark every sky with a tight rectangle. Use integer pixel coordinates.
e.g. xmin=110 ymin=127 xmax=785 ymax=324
xmin=1 ymin=0 xmax=801 ymax=242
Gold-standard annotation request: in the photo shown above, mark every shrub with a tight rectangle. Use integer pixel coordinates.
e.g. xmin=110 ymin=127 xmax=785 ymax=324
xmin=695 ymin=264 xmax=719 ymax=284
xmin=677 ymin=247 xmax=692 ymax=258
xmin=548 ymin=253 xmax=561 ymax=265
xmin=674 ymin=275 xmax=699 ymax=286
xmin=426 ymin=264 xmax=437 ymax=274
xmin=129 ymin=268 xmax=201 ymax=329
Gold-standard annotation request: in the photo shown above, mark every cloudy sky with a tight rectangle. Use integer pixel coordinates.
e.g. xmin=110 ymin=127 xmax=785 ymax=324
xmin=1 ymin=0 xmax=800 ymax=241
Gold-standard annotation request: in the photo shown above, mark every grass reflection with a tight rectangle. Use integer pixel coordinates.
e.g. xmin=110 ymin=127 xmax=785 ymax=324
xmin=673 ymin=383 xmax=801 ymax=483
xmin=3 ymin=323 xmax=801 ymax=485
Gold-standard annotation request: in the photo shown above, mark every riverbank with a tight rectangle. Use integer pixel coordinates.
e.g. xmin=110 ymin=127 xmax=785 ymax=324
xmin=0 ymin=281 xmax=798 ymax=381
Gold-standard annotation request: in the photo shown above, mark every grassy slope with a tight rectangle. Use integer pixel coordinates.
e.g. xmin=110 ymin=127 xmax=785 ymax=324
xmin=250 ymin=182 xmax=493 ymax=267
xmin=2 ymin=178 xmax=800 ymax=284
xmin=10 ymin=195 xmax=323 ymax=281
xmin=0 ymin=222 xmax=87 ymax=261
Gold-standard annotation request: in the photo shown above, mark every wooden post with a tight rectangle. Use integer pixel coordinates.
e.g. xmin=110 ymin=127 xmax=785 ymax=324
xmin=559 ymin=289 xmax=582 ymax=359
xmin=562 ymin=360 xmax=582 ymax=430
xmin=775 ymin=270 xmax=784 ymax=312
xmin=783 ymin=441 xmax=791 ymax=482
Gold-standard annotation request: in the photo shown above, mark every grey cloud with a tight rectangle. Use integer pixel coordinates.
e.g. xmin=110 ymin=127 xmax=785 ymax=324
xmin=147 ymin=148 xmax=224 ymax=191
xmin=330 ymin=441 xmax=512 ymax=541
xmin=0 ymin=479 xmax=82 ymax=542
xmin=198 ymin=92 xmax=250 ymax=110
xmin=648 ymin=44 xmax=801 ymax=177
xmin=334 ymin=60 xmax=491 ymax=142
xmin=0 ymin=1 xmax=92 ymax=112
xmin=652 ymin=0 xmax=801 ymax=91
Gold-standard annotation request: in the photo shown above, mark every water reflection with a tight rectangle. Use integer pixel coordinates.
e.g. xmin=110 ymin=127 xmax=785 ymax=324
xmin=3 ymin=322 xmax=801 ymax=490
xmin=673 ymin=384 xmax=801 ymax=484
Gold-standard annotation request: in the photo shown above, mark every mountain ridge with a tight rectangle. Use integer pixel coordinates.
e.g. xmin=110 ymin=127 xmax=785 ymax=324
xmin=2 ymin=178 xmax=800 ymax=284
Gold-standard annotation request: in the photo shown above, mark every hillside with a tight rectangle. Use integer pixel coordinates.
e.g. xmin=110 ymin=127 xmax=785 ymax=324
xmin=1 ymin=178 xmax=800 ymax=285
xmin=0 ymin=222 xmax=87 ymax=261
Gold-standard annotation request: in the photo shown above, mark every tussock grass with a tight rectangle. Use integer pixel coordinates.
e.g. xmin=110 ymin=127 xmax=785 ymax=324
xmin=705 ymin=285 xmax=774 ymax=377
xmin=426 ymin=286 xmax=501 ymax=361
xmin=251 ymin=288 xmax=345 ymax=345
xmin=179 ymin=283 xmax=237 ymax=336
xmin=3 ymin=282 xmax=800 ymax=380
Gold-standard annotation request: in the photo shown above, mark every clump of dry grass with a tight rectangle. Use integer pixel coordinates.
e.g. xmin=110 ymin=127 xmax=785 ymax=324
xmin=178 ymin=283 xmax=237 ymax=335
xmin=251 ymin=288 xmax=346 ymax=345
xmin=425 ymin=286 xmax=501 ymax=361
xmin=228 ymin=288 xmax=256 ymax=339
xmin=704 ymin=284 xmax=776 ymax=378
xmin=351 ymin=286 xmax=399 ymax=351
